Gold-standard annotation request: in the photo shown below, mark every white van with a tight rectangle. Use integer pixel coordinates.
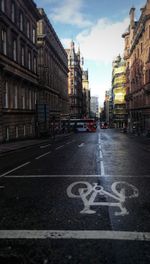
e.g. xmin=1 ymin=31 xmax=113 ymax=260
xmin=76 ymin=122 xmax=87 ymax=132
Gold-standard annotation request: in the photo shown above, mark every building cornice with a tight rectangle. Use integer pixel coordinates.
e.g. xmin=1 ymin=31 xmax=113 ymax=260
xmin=130 ymin=14 xmax=150 ymax=54
xmin=0 ymin=54 xmax=38 ymax=85
xmin=38 ymin=8 xmax=67 ymax=59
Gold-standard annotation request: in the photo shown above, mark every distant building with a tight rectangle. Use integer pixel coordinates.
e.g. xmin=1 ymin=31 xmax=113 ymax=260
xmin=37 ymin=8 xmax=69 ymax=136
xmin=0 ymin=0 xmax=40 ymax=142
xmin=66 ymin=41 xmax=83 ymax=118
xmin=82 ymin=70 xmax=90 ymax=118
xmin=90 ymin=96 xmax=99 ymax=118
xmin=100 ymin=107 xmax=105 ymax=123
xmin=112 ymin=55 xmax=127 ymax=128
xmin=104 ymin=90 xmax=113 ymax=126
xmin=122 ymin=3 xmax=150 ymax=134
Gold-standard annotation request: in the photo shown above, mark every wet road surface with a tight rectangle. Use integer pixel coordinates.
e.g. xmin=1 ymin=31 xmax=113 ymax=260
xmin=0 ymin=129 xmax=150 ymax=263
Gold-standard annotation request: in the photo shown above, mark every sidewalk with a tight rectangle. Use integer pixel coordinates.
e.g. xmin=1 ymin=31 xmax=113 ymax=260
xmin=0 ymin=133 xmax=73 ymax=156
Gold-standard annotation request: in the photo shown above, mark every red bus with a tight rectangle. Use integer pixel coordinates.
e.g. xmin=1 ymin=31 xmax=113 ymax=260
xmin=61 ymin=119 xmax=97 ymax=132
xmin=85 ymin=119 xmax=97 ymax=132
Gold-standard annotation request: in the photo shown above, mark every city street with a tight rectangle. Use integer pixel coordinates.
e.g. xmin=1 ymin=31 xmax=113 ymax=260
xmin=0 ymin=129 xmax=150 ymax=263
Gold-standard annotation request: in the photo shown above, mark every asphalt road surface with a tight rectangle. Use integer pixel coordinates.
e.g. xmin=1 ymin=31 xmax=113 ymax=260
xmin=0 ymin=128 xmax=150 ymax=264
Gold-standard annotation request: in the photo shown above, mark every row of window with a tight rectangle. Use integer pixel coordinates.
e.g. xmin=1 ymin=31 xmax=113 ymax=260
xmin=3 ymin=81 xmax=61 ymax=110
xmin=5 ymin=125 xmax=33 ymax=141
xmin=131 ymin=95 xmax=147 ymax=108
xmin=3 ymin=82 xmax=37 ymax=110
xmin=1 ymin=29 xmax=37 ymax=72
xmin=145 ymin=69 xmax=150 ymax=83
xmin=135 ymin=43 xmax=143 ymax=59
xmin=0 ymin=0 xmax=36 ymax=43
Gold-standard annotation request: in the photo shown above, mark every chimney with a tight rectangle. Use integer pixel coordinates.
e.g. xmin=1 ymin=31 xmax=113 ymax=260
xmin=129 ymin=7 xmax=135 ymax=29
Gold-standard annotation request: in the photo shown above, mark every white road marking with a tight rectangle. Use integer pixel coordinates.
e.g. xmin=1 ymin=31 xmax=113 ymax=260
xmin=78 ymin=143 xmax=85 ymax=148
xmin=100 ymin=150 xmax=103 ymax=159
xmin=4 ymin=174 xmax=150 ymax=178
xmin=100 ymin=161 xmax=105 ymax=176
xmin=55 ymin=145 xmax=64 ymax=150
xmin=0 ymin=230 xmax=149 ymax=241
xmin=40 ymin=144 xmax=51 ymax=149
xmin=35 ymin=151 xmax=51 ymax=160
xmin=66 ymin=141 xmax=72 ymax=145
xmin=67 ymin=181 xmax=139 ymax=216
xmin=98 ymin=133 xmax=101 ymax=144
xmin=1 ymin=162 xmax=31 ymax=177
xmin=98 ymin=132 xmax=105 ymax=176
xmin=66 ymin=140 xmax=76 ymax=145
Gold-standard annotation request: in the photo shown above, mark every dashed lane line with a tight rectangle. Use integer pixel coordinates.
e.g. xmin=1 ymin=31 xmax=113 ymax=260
xmin=0 ymin=162 xmax=31 ymax=177
xmin=66 ymin=141 xmax=72 ymax=145
xmin=35 ymin=151 xmax=51 ymax=160
xmin=0 ymin=230 xmax=149 ymax=241
xmin=78 ymin=143 xmax=85 ymax=148
xmin=66 ymin=139 xmax=75 ymax=144
xmin=100 ymin=161 xmax=105 ymax=176
xmin=40 ymin=144 xmax=51 ymax=149
xmin=37 ymin=140 xmax=74 ymax=158
xmin=98 ymin=132 xmax=105 ymax=176
xmin=55 ymin=145 xmax=65 ymax=150
xmin=100 ymin=150 xmax=103 ymax=159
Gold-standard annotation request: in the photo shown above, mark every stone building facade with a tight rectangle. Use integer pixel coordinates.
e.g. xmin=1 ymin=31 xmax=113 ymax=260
xmin=122 ymin=1 xmax=150 ymax=134
xmin=66 ymin=41 xmax=83 ymax=119
xmin=37 ymin=8 xmax=69 ymax=135
xmin=90 ymin=96 xmax=99 ymax=118
xmin=82 ymin=70 xmax=90 ymax=118
xmin=0 ymin=0 xmax=40 ymax=142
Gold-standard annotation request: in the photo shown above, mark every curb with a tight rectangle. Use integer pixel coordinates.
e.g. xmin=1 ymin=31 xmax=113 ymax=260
xmin=0 ymin=133 xmax=74 ymax=157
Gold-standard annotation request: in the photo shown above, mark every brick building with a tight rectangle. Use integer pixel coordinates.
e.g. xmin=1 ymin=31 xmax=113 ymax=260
xmin=122 ymin=1 xmax=150 ymax=134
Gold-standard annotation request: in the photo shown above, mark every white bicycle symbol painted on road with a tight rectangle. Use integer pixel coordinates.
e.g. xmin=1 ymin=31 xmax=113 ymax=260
xmin=67 ymin=181 xmax=139 ymax=216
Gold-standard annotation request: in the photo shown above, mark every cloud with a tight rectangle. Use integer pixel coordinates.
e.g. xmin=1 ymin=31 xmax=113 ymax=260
xmin=61 ymin=38 xmax=73 ymax=48
xmin=36 ymin=0 xmax=59 ymax=6
xmin=75 ymin=17 xmax=129 ymax=64
xmin=50 ymin=0 xmax=92 ymax=28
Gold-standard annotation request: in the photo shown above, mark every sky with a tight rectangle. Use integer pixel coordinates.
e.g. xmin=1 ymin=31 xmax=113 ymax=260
xmin=35 ymin=0 xmax=146 ymax=106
